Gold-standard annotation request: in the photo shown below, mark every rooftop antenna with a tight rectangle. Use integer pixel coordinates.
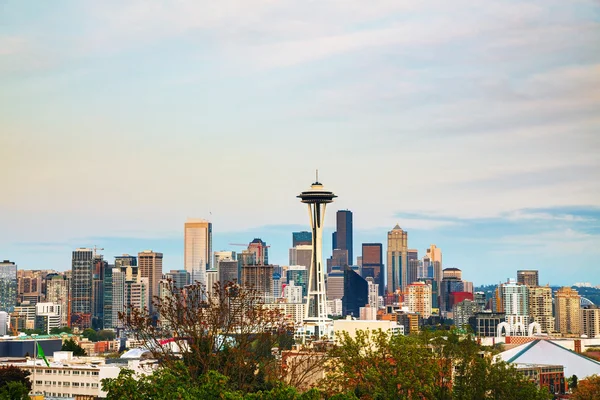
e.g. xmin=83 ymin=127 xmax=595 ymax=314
xmin=316 ymin=169 xmax=319 ymax=183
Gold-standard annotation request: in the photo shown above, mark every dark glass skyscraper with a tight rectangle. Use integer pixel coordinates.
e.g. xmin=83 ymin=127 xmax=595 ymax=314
xmin=334 ymin=210 xmax=353 ymax=265
xmin=342 ymin=265 xmax=368 ymax=318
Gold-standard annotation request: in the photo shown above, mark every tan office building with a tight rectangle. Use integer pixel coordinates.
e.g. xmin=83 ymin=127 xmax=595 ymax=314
xmin=386 ymin=224 xmax=408 ymax=293
xmin=528 ymin=286 xmax=555 ymax=333
xmin=184 ymin=219 xmax=212 ymax=272
xmin=138 ymin=251 xmax=163 ymax=313
xmin=555 ymin=287 xmax=581 ymax=335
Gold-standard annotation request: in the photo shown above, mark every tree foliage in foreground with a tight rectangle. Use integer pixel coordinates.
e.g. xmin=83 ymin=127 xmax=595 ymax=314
xmin=109 ymin=280 xmax=552 ymax=399
xmin=101 ymin=362 xmax=339 ymax=400
xmin=0 ymin=366 xmax=31 ymax=400
xmin=321 ymin=329 xmax=552 ymax=400
xmin=571 ymin=374 xmax=600 ymax=400
xmin=120 ymin=281 xmax=304 ymax=392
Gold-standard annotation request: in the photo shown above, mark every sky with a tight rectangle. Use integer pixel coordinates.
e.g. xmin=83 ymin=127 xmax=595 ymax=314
xmin=1 ymin=0 xmax=599 ymax=286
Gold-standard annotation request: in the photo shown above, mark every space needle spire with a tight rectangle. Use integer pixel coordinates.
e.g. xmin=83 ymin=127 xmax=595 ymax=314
xmin=297 ymin=174 xmax=337 ymax=339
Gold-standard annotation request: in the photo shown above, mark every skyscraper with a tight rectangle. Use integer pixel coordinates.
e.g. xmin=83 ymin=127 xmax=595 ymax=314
xmin=71 ymin=248 xmax=94 ymax=329
xmin=0 ymin=260 xmax=17 ymax=313
xmin=214 ymin=251 xmax=236 ymax=271
xmin=342 ymin=265 xmax=367 ymax=318
xmin=289 ymin=245 xmax=312 ymax=269
xmin=528 ymin=285 xmax=554 ymax=333
xmin=92 ymin=255 xmax=107 ymax=329
xmin=184 ymin=219 xmax=212 ymax=272
xmin=386 ymin=224 xmax=408 ymax=293
xmin=555 ymin=287 xmax=581 ymax=335
xmin=581 ymin=306 xmax=600 ymax=338
xmin=46 ymin=273 xmax=69 ymax=326
xmin=292 ymin=231 xmax=312 ymax=247
xmin=326 ymin=248 xmax=349 ymax=273
xmin=502 ymin=280 xmax=529 ymax=327
xmin=361 ymin=243 xmax=383 ymax=296
xmin=138 ymin=250 xmax=163 ymax=313
xmin=333 ymin=210 xmax=353 ymax=265
xmin=407 ymin=249 xmax=419 ymax=286
xmin=247 ymin=238 xmax=269 ymax=265
xmin=406 ymin=281 xmax=432 ymax=318
xmin=517 ymin=270 xmax=539 ymax=287
xmin=286 ymin=265 xmax=308 ymax=297
xmin=165 ymin=270 xmax=190 ymax=289
xmin=426 ymin=244 xmax=442 ymax=286
xmin=218 ymin=260 xmax=239 ymax=288
xmin=298 ymin=177 xmax=336 ymax=338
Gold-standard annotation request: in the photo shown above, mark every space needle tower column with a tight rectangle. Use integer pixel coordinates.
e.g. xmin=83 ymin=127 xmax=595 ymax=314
xmin=297 ymin=172 xmax=337 ymax=339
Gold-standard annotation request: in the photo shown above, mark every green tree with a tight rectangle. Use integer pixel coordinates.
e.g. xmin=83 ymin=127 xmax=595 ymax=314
xmin=62 ymin=338 xmax=87 ymax=356
xmin=0 ymin=381 xmax=30 ymax=400
xmin=0 ymin=366 xmax=31 ymax=393
xmin=569 ymin=374 xmax=578 ymax=389
xmin=321 ymin=330 xmax=551 ymax=400
xmin=82 ymin=328 xmax=98 ymax=342
xmin=102 ymin=362 xmax=327 ymax=400
xmin=0 ymin=366 xmax=31 ymax=400
xmin=50 ymin=326 xmax=72 ymax=335
xmin=97 ymin=329 xmax=116 ymax=341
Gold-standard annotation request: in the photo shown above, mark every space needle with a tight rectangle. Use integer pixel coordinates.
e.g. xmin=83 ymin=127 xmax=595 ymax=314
xmin=297 ymin=172 xmax=337 ymax=339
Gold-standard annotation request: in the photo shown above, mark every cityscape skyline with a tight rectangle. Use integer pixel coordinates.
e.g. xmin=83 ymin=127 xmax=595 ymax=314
xmin=2 ymin=203 xmax=599 ymax=287
xmin=1 ymin=1 xmax=599 ymax=285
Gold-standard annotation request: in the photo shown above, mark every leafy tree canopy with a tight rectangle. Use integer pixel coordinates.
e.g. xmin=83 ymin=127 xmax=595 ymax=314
xmin=572 ymin=374 xmax=600 ymax=400
xmin=61 ymin=338 xmax=87 ymax=356
xmin=50 ymin=327 xmax=72 ymax=335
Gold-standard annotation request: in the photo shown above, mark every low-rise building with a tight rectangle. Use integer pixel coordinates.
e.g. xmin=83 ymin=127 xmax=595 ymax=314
xmin=0 ymin=351 xmax=156 ymax=398
xmin=515 ymin=363 xmax=566 ymax=396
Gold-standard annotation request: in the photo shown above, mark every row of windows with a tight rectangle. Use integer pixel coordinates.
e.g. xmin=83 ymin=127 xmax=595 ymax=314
xmin=27 ymin=368 xmax=98 ymax=376
xmin=37 ymin=381 xmax=98 ymax=388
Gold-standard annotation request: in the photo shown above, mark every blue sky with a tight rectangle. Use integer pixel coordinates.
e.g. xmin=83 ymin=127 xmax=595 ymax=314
xmin=1 ymin=1 xmax=599 ymax=285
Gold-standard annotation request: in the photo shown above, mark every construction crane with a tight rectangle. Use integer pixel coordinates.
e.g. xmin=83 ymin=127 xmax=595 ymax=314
xmin=93 ymin=245 xmax=104 ymax=258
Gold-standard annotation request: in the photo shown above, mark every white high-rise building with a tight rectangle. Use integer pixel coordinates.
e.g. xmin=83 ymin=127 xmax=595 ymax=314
xmin=0 ymin=311 xmax=8 ymax=336
xmin=502 ymin=280 xmax=530 ymax=328
xmin=366 ymin=277 xmax=379 ymax=308
xmin=284 ymin=281 xmax=303 ymax=304
xmin=35 ymin=302 xmax=62 ymax=333
xmin=184 ymin=219 xmax=212 ymax=272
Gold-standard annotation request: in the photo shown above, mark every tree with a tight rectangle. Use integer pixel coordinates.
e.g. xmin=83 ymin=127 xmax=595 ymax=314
xmin=82 ymin=328 xmax=98 ymax=342
xmin=0 ymin=366 xmax=31 ymax=400
xmin=320 ymin=330 xmax=552 ymax=400
xmin=0 ymin=381 xmax=30 ymax=400
xmin=62 ymin=338 xmax=87 ymax=356
xmin=97 ymin=329 xmax=116 ymax=341
xmin=102 ymin=362 xmax=325 ymax=400
xmin=572 ymin=375 xmax=600 ymax=400
xmin=569 ymin=374 xmax=578 ymax=389
xmin=50 ymin=326 xmax=72 ymax=335
xmin=120 ymin=281 xmax=297 ymax=392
